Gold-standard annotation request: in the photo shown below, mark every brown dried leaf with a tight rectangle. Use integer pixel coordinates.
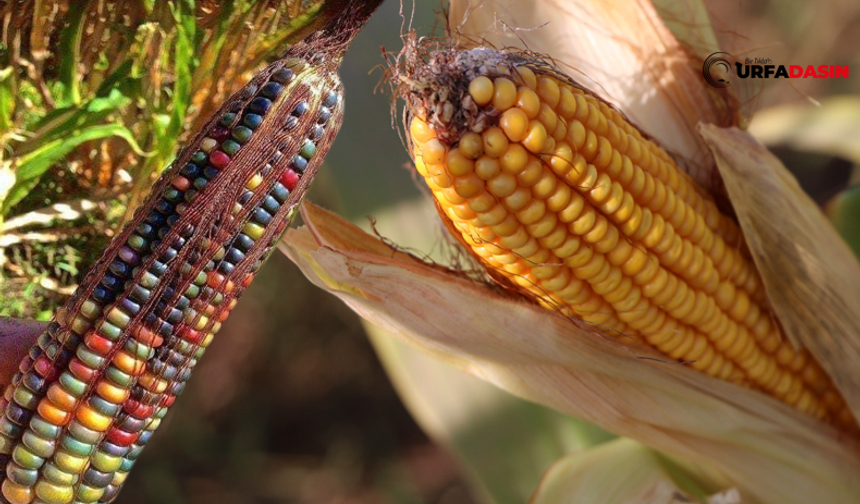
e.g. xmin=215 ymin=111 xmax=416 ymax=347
xmin=700 ymin=124 xmax=860 ymax=423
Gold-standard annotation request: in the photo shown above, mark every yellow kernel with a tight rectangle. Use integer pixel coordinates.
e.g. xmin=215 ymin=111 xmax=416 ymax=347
xmin=523 ymin=120 xmax=548 ymax=153
xmin=77 ymin=405 xmax=112 ymax=431
xmin=569 ymin=119 xmax=586 ymax=151
xmin=482 ymin=127 xmax=509 ymax=158
xmin=538 ymin=103 xmax=558 ymax=133
xmin=552 ymin=118 xmax=568 ymax=141
xmin=422 ymin=138 xmax=447 ymax=164
xmin=410 ymin=117 xmax=435 ymax=143
xmin=516 ymin=87 xmax=541 ymax=119
xmin=532 ymin=168 xmax=559 ymax=199
xmin=558 ymin=86 xmax=577 ymax=119
xmin=500 ymin=108 xmax=530 ymax=142
xmin=454 ymin=174 xmax=485 ymax=198
xmin=515 ymin=65 xmax=537 ymax=89
xmin=469 ymin=191 xmax=496 ymax=212
xmin=475 ymin=156 xmax=501 ymax=180
xmin=446 ymin=148 xmax=474 ymax=176
xmin=538 ymin=76 xmax=561 ymax=108
xmin=517 ymin=199 xmax=546 ymax=224
xmin=500 ymin=144 xmax=529 ymax=173
xmin=487 ymin=173 xmax=518 ymax=198
xmin=469 ymin=76 xmax=494 ymax=106
xmin=517 ymin=157 xmax=543 ymax=187
xmin=492 ymin=77 xmax=517 ymax=111
xmin=549 ymin=142 xmax=574 ymax=175
xmin=459 ymin=132 xmax=484 ymax=159
xmin=503 ymin=187 xmax=532 ymax=211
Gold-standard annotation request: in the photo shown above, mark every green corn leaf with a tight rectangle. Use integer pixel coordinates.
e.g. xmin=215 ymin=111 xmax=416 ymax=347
xmin=2 ymin=123 xmax=143 ymax=214
xmin=0 ymin=67 xmax=14 ymax=136
xmin=55 ymin=0 xmax=91 ymax=107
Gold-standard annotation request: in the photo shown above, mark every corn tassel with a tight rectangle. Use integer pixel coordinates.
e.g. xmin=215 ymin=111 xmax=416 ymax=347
xmin=397 ymin=47 xmax=854 ymax=430
xmin=0 ymin=2 xmax=383 ymax=502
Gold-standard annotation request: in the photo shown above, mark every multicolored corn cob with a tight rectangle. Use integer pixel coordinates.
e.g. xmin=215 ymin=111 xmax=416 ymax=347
xmin=394 ymin=47 xmax=855 ymax=430
xmin=0 ymin=2 xmax=382 ymax=502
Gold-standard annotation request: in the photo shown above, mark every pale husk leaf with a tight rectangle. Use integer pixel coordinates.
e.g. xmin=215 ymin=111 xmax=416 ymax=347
xmin=530 ymin=438 xmax=708 ymax=504
xmin=700 ymin=124 xmax=860 ymax=423
xmin=279 ymin=202 xmax=860 ymax=504
xmin=448 ymin=0 xmax=733 ymax=190
xmin=366 ymin=322 xmax=613 ymax=504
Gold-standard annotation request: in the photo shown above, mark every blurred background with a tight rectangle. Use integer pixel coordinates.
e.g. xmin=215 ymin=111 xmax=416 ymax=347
xmin=0 ymin=0 xmax=858 ymax=503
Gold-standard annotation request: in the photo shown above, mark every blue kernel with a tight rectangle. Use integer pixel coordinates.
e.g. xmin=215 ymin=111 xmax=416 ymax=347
xmin=155 ymin=200 xmax=175 ymax=215
xmin=101 ymin=273 xmax=124 ymax=291
xmin=164 ymin=188 xmax=182 ymax=202
xmin=292 ymin=155 xmax=308 ymax=173
xmin=172 ymin=295 xmax=189 ymax=310
xmin=243 ymin=113 xmax=263 ymax=129
xmin=181 ymin=163 xmax=201 ymax=178
xmin=293 ymin=102 xmax=309 ymax=116
xmin=271 ymin=68 xmax=294 ymax=83
xmin=193 ymin=177 xmax=208 ymax=190
xmin=262 ymin=195 xmax=280 ymax=214
xmin=318 ymin=107 xmax=332 ymax=123
xmin=99 ymin=440 xmax=129 ymax=457
xmin=203 ymin=166 xmax=220 ymax=180
xmin=324 ymin=91 xmax=339 ymax=108
xmin=164 ymin=307 xmax=183 ymax=324
xmin=239 ymin=190 xmax=254 ymax=205
xmin=109 ymin=260 xmax=132 ymax=277
xmin=225 ymin=247 xmax=245 ymax=264
xmin=311 ymin=124 xmax=324 ymax=140
xmin=150 ymin=260 xmax=167 ymax=276
xmin=159 ymin=247 xmax=178 ymax=262
xmin=253 ymin=208 xmax=273 ymax=225
xmin=271 ymin=182 xmax=289 ymax=202
xmin=219 ymin=112 xmax=237 ymax=126
xmin=284 ymin=116 xmax=299 ymax=130
xmin=221 ymin=140 xmax=241 ymax=156
xmin=260 ymin=82 xmax=283 ymax=99
xmin=249 ymin=97 xmax=272 ymax=114
xmin=235 ymin=234 xmax=254 ymax=252
xmin=261 ymin=164 xmax=273 ymax=176
xmin=92 ymin=285 xmax=115 ymax=303
xmin=119 ymin=298 xmax=141 ymax=316
xmin=136 ymin=223 xmax=156 ymax=238
xmin=145 ymin=211 xmax=166 ymax=227
xmin=218 ymin=261 xmax=235 ymax=275
xmin=167 ymin=214 xmax=180 ymax=227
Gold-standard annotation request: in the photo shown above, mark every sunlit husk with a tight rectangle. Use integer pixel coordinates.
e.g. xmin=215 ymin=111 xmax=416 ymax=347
xmin=280 ymin=202 xmax=860 ymax=504
xmin=700 ymin=124 xmax=860 ymax=423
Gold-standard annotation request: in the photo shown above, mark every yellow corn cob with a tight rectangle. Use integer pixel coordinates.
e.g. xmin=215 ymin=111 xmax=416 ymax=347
xmin=399 ymin=48 xmax=854 ymax=429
